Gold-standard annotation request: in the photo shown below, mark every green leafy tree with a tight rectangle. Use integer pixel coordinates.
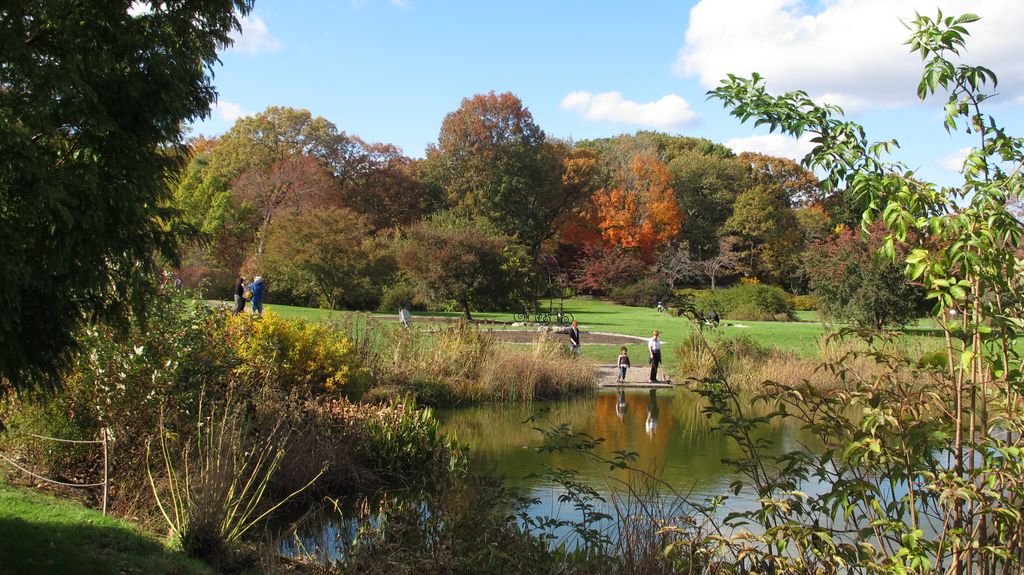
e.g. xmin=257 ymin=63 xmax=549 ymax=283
xmin=207 ymin=106 xmax=352 ymax=181
xmin=804 ymin=225 xmax=924 ymax=329
xmin=0 ymin=0 xmax=250 ymax=388
xmin=724 ymin=183 xmax=803 ymax=284
xmin=706 ymin=11 xmax=1024 ymax=574
xmin=262 ymin=208 xmax=395 ymax=310
xmin=667 ymin=150 xmax=749 ymax=259
xmin=398 ymin=215 xmax=533 ymax=319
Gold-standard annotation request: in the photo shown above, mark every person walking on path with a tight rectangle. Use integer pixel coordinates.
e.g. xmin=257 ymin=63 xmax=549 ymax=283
xmin=648 ymin=329 xmax=662 ymax=382
xmin=567 ymin=320 xmax=581 ymax=355
xmin=250 ymin=276 xmax=265 ymax=317
xmin=232 ymin=276 xmax=246 ymax=315
xmin=616 ymin=346 xmax=631 ymax=383
xmin=399 ymin=307 xmax=412 ymax=329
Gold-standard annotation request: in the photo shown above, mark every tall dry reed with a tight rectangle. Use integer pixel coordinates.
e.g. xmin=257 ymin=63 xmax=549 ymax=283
xmin=339 ymin=315 xmax=594 ymax=403
xmin=675 ymin=330 xmax=942 ymax=391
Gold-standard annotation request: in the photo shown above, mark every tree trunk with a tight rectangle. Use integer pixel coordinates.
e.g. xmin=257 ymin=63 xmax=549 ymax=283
xmin=461 ymin=300 xmax=473 ymax=321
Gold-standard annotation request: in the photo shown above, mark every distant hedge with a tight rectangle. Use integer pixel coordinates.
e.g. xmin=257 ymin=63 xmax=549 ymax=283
xmin=609 ymin=278 xmax=666 ymax=308
xmin=692 ymin=285 xmax=794 ymax=321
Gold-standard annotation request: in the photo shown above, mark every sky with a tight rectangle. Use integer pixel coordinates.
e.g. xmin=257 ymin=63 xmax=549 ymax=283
xmin=188 ymin=0 xmax=1024 ymax=188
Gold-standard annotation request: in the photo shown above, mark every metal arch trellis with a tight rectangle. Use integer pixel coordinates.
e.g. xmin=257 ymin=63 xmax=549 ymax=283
xmin=0 ymin=428 xmax=110 ymax=515
xmin=534 ymin=256 xmax=573 ymax=325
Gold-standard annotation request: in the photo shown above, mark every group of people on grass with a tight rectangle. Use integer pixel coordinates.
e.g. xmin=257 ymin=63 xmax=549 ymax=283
xmin=232 ymin=276 xmax=265 ymax=316
xmin=568 ymin=320 xmax=665 ymax=383
xmin=571 ymin=307 xmax=724 ymax=383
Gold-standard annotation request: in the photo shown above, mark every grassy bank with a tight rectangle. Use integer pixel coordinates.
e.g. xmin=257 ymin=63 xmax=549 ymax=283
xmin=225 ymin=299 xmax=949 ymax=377
xmin=0 ymin=477 xmax=212 ymax=575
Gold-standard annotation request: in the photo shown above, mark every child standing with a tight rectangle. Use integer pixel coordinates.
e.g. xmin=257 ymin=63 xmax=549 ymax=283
xmin=616 ymin=347 xmax=631 ymax=383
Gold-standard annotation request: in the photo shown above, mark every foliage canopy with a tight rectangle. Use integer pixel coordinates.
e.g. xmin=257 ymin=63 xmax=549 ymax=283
xmin=0 ymin=0 xmax=251 ymax=389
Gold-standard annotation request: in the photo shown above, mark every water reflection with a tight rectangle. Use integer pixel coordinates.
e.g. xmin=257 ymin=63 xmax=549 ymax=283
xmin=645 ymin=389 xmax=659 ymax=437
xmin=279 ymin=389 xmax=825 ymax=560
xmin=438 ymin=389 xmax=821 ymax=511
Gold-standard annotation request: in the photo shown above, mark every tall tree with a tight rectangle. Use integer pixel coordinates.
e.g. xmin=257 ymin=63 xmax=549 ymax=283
xmin=262 ymin=208 xmax=394 ymax=310
xmin=337 ymin=141 xmax=436 ymax=230
xmin=425 ymin=92 xmax=584 ymax=253
xmin=231 ymin=154 xmax=340 ymax=257
xmin=725 ymin=183 xmax=803 ymax=284
xmin=593 ymin=153 xmax=684 ymax=261
xmin=0 ymin=0 xmax=250 ymax=389
xmin=207 ymin=106 xmax=353 ymax=182
xmin=668 ymin=151 xmax=749 ymax=259
xmin=737 ymin=152 xmax=822 ymax=207
xmin=694 ymin=236 xmax=741 ymax=290
xmin=397 ymin=215 xmax=532 ymax=319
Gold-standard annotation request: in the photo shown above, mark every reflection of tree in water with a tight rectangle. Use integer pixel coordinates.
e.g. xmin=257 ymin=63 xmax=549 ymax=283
xmin=437 ymin=390 xmax=820 ymax=491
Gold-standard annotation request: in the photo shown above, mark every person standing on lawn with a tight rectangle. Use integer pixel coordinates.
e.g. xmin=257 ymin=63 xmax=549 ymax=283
xmin=232 ymin=276 xmax=246 ymax=315
xmin=250 ymin=275 xmax=265 ymax=317
xmin=648 ymin=329 xmax=662 ymax=382
xmin=567 ymin=320 xmax=581 ymax=355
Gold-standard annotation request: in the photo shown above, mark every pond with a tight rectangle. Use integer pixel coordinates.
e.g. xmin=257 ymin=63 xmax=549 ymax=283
xmin=278 ymin=388 xmax=825 ymax=561
xmin=438 ymin=388 xmax=823 ymax=525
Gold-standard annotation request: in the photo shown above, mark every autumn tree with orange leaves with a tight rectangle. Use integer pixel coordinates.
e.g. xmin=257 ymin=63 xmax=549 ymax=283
xmin=593 ymin=153 xmax=683 ymax=261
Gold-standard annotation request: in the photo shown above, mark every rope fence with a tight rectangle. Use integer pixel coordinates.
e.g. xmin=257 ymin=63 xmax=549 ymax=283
xmin=0 ymin=427 xmax=109 ymax=515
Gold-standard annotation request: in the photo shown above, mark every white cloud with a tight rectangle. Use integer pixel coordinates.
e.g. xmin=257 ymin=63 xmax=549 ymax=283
xmin=725 ymin=133 xmax=816 ymax=161
xmin=213 ymin=101 xmax=248 ymax=122
xmin=939 ymin=147 xmax=972 ymax=172
xmin=678 ymin=0 xmax=1024 ymax=112
xmin=560 ymin=91 xmax=698 ymax=130
xmin=127 ymin=2 xmax=150 ymax=17
xmin=229 ymin=15 xmax=282 ymax=55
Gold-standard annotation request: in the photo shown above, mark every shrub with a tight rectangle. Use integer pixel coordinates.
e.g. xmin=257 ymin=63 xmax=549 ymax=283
xmin=378 ymin=284 xmax=422 ymax=313
xmin=788 ymin=294 xmax=819 ymax=311
xmin=401 ymin=377 xmax=455 ymax=408
xmin=608 ymin=278 xmax=666 ymax=308
xmin=268 ymin=397 xmax=464 ymax=497
xmin=693 ymin=285 xmax=793 ymax=321
xmin=0 ymin=294 xmax=237 ymax=490
xmin=148 ymin=403 xmax=320 ymax=567
xmin=804 ymin=224 xmax=924 ymax=329
xmin=228 ymin=313 xmax=371 ymax=399
xmin=674 ymin=332 xmax=773 ymax=381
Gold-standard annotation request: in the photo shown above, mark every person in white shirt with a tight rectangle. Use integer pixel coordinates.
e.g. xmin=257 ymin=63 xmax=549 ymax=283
xmin=648 ymin=329 xmax=662 ymax=382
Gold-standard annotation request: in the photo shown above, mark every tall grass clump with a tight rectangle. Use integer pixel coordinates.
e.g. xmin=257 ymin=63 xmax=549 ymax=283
xmin=477 ymin=335 xmax=594 ymax=401
xmin=674 ymin=330 xmax=936 ymax=391
xmin=147 ymin=402 xmax=321 ymax=568
xmin=341 ymin=316 xmax=595 ymax=405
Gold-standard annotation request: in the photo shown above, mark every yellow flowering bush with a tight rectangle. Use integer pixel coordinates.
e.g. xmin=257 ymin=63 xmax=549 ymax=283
xmin=227 ymin=312 xmax=370 ymax=398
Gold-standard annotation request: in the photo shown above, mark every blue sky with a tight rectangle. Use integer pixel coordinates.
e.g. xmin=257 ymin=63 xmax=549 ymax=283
xmin=190 ymin=0 xmax=1024 ymax=188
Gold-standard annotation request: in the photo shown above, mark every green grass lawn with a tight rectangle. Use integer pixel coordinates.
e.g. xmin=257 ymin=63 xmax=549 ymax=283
xmin=0 ymin=477 xmax=212 ymax=575
xmin=210 ymin=298 xmax=947 ymax=377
